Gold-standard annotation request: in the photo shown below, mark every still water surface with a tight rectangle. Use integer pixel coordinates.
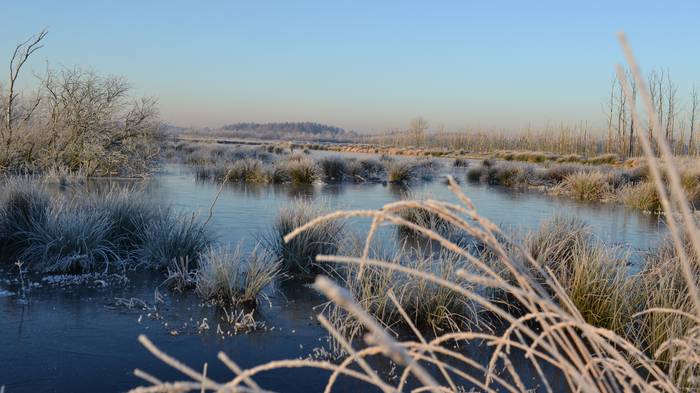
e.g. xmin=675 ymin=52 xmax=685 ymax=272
xmin=0 ymin=162 xmax=665 ymax=392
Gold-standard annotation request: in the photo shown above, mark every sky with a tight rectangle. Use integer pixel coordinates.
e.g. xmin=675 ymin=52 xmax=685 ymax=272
xmin=1 ymin=1 xmax=698 ymax=133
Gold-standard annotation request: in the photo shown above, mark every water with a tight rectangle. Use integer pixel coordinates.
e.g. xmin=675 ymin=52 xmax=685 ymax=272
xmin=0 ymin=161 xmax=664 ymax=392
xmin=152 ymin=163 xmax=662 ymax=253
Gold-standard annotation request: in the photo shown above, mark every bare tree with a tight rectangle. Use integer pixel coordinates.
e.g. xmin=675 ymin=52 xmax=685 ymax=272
xmin=665 ymin=71 xmax=678 ymax=147
xmin=625 ymin=70 xmax=637 ymax=157
xmin=409 ymin=116 xmax=428 ymax=147
xmin=3 ymin=30 xmax=47 ymax=135
xmin=605 ymin=77 xmax=616 ymax=153
xmin=615 ymin=75 xmax=627 ymax=155
xmin=690 ymin=85 xmax=699 ymax=155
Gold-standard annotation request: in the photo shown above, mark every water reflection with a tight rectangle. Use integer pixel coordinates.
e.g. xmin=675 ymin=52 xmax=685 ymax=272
xmin=148 ymin=164 xmax=663 ymax=253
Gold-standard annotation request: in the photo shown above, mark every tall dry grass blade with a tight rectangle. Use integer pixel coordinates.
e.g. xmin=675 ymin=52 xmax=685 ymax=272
xmin=615 ymin=34 xmax=700 ymax=316
xmin=313 ymin=275 xmax=443 ymax=392
xmin=316 ymin=314 xmax=395 ymax=393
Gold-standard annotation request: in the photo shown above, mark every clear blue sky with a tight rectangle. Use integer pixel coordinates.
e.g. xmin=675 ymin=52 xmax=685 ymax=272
xmin=1 ymin=0 xmax=698 ymax=133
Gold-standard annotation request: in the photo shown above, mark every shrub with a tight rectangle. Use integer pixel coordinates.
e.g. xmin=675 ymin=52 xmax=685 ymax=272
xmin=195 ymin=244 xmax=280 ymax=307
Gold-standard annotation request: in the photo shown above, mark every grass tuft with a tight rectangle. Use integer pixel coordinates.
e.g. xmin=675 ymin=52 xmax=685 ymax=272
xmin=386 ymin=161 xmax=415 ymax=184
xmin=195 ymin=243 xmax=281 ymax=307
xmin=318 ymin=156 xmax=348 ymax=182
xmin=618 ymin=182 xmax=662 ymax=212
xmin=283 ymin=157 xmax=319 ymax=184
xmin=226 ymin=158 xmax=267 ymax=183
xmin=452 ymin=158 xmax=469 ymax=167
xmin=265 ymin=199 xmax=344 ymax=276
xmin=557 ymin=171 xmax=611 ymax=201
xmin=135 ymin=212 xmax=211 ymax=269
xmin=19 ymin=203 xmax=119 ymax=273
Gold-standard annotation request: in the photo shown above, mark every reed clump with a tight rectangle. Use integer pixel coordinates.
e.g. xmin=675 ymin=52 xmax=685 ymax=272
xmin=396 ymin=206 xmax=456 ymax=239
xmin=134 ymin=212 xmax=211 ymax=270
xmin=452 ymin=157 xmax=470 ymax=167
xmin=19 ymin=204 xmax=118 ymax=273
xmin=317 ymin=156 xmax=347 ymax=182
xmin=386 ymin=161 xmax=416 ymax=184
xmin=326 ymin=243 xmax=483 ymax=348
xmin=585 ymin=153 xmax=620 ymax=165
xmin=556 ymin=171 xmax=612 ymax=201
xmin=195 ymin=244 xmax=281 ymax=307
xmin=522 ymin=216 xmax=643 ymax=336
xmin=283 ymin=157 xmax=319 ymax=184
xmin=225 ymin=158 xmax=268 ymax=183
xmin=618 ymin=181 xmax=662 ymax=212
xmin=0 ymin=178 xmax=212 ymax=274
xmin=265 ymin=199 xmax=345 ymax=276
xmin=346 ymin=158 xmax=385 ymax=181
xmin=637 ymin=236 xmax=699 ymax=374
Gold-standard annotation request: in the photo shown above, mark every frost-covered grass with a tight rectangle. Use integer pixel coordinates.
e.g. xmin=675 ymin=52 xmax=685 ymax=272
xmin=265 ymin=198 xmax=345 ymax=276
xmin=0 ymin=178 xmax=212 ymax=274
xmin=195 ymin=244 xmax=280 ymax=307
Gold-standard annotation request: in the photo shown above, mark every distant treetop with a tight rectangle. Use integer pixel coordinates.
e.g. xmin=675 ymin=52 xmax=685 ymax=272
xmin=222 ymin=122 xmax=346 ymax=135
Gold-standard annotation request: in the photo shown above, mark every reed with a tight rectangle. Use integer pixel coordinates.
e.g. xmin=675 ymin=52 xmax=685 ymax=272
xmin=265 ymin=199 xmax=345 ymax=276
xmin=523 ymin=216 xmax=642 ymax=336
xmin=325 ymin=243 xmax=484 ymax=351
xmin=283 ymin=157 xmax=319 ymax=184
xmin=0 ymin=178 xmax=51 ymax=259
xmin=556 ymin=171 xmax=612 ymax=201
xmin=225 ymin=158 xmax=268 ymax=183
xmin=386 ymin=161 xmax=416 ymax=184
xmin=18 ymin=203 xmax=119 ymax=273
xmin=134 ymin=212 xmax=211 ymax=269
xmin=452 ymin=158 xmax=469 ymax=167
xmin=195 ymin=243 xmax=281 ymax=307
xmin=317 ymin=156 xmax=348 ymax=182
xmin=618 ymin=181 xmax=662 ymax=212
